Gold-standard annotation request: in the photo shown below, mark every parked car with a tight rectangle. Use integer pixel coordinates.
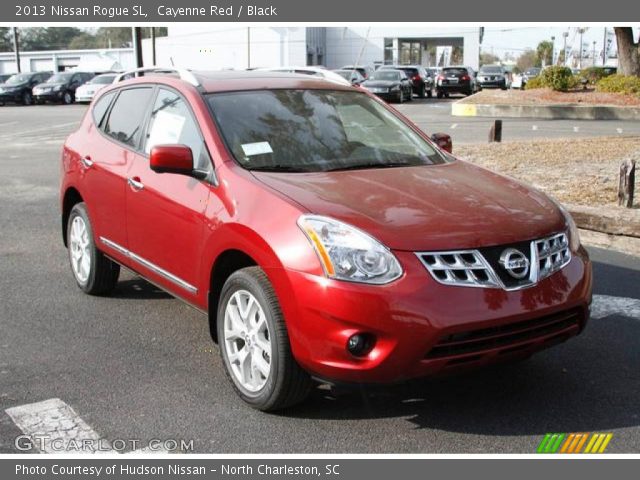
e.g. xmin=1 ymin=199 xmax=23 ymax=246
xmin=75 ymin=73 xmax=118 ymax=103
xmin=340 ymin=65 xmax=374 ymax=80
xmin=255 ymin=66 xmax=351 ymax=86
xmin=61 ymin=68 xmax=592 ymax=411
xmin=435 ymin=66 xmax=478 ymax=97
xmin=332 ymin=69 xmax=365 ymax=86
xmin=0 ymin=73 xmax=13 ymax=83
xmin=33 ymin=71 xmax=95 ymax=104
xmin=477 ymin=65 xmax=510 ymax=90
xmin=0 ymin=71 xmax=52 ymax=106
xmin=521 ymin=67 xmax=542 ymax=88
xmin=361 ymin=69 xmax=413 ymax=102
xmin=380 ymin=65 xmax=433 ymax=98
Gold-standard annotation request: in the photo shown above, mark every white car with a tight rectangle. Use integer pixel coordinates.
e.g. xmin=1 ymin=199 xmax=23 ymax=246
xmin=74 ymin=73 xmax=117 ymax=103
xmin=254 ymin=66 xmax=351 ymax=86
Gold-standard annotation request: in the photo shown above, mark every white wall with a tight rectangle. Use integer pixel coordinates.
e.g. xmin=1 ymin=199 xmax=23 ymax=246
xmin=0 ymin=48 xmax=134 ymax=74
xmin=142 ymin=27 xmax=306 ymax=70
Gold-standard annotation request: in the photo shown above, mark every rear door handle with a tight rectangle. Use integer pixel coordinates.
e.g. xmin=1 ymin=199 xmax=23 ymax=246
xmin=127 ymin=177 xmax=144 ymax=191
xmin=80 ymin=156 xmax=93 ymax=168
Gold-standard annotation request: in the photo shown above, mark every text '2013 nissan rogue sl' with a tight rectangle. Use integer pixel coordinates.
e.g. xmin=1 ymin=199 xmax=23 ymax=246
xmin=60 ymin=68 xmax=592 ymax=411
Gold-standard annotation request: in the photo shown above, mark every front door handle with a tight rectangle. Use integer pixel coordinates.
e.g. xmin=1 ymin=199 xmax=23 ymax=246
xmin=127 ymin=177 xmax=144 ymax=191
xmin=80 ymin=156 xmax=93 ymax=168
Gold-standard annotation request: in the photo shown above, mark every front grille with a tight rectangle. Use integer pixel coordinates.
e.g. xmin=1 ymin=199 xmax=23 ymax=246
xmin=425 ymin=308 xmax=582 ymax=360
xmin=416 ymin=232 xmax=571 ymax=291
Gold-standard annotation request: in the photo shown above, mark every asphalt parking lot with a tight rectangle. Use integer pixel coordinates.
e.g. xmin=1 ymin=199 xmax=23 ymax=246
xmin=1 ymin=104 xmax=639 ymax=453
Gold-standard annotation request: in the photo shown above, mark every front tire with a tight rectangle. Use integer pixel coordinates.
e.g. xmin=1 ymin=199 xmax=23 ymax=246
xmin=62 ymin=91 xmax=73 ymax=105
xmin=217 ymin=267 xmax=312 ymax=411
xmin=22 ymin=91 xmax=33 ymax=106
xmin=67 ymin=203 xmax=120 ymax=295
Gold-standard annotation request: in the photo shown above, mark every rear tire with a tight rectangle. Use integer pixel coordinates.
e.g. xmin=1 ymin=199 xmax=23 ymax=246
xmin=217 ymin=267 xmax=312 ymax=411
xmin=62 ymin=91 xmax=73 ymax=105
xmin=427 ymin=88 xmax=433 ymax=98
xmin=67 ymin=203 xmax=120 ymax=295
xmin=22 ymin=91 xmax=33 ymax=106
xmin=419 ymin=85 xmax=426 ymax=99
xmin=437 ymin=91 xmax=444 ymax=99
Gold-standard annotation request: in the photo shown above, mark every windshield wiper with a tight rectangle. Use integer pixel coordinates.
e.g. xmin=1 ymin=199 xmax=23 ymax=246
xmin=325 ymin=162 xmax=415 ymax=172
xmin=249 ymin=165 xmax=309 ymax=173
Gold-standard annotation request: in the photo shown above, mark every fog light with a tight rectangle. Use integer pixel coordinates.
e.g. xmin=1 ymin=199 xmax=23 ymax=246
xmin=347 ymin=333 xmax=375 ymax=357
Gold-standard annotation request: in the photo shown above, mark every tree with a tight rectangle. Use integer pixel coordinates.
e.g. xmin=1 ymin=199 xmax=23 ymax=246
xmin=614 ymin=27 xmax=640 ymax=77
xmin=516 ymin=49 xmax=537 ymax=72
xmin=536 ymin=40 xmax=554 ymax=67
xmin=0 ymin=27 xmax=12 ymax=52
xmin=480 ymin=52 xmax=500 ymax=66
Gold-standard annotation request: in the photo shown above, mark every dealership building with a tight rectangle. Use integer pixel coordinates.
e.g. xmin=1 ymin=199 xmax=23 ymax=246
xmin=143 ymin=26 xmax=481 ymax=71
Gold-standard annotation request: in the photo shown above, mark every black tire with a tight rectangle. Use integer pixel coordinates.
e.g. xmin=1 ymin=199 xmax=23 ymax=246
xmin=406 ymin=88 xmax=413 ymax=101
xmin=67 ymin=203 xmax=120 ymax=295
xmin=397 ymin=89 xmax=404 ymax=103
xmin=419 ymin=85 xmax=426 ymax=99
xmin=62 ymin=91 xmax=74 ymax=105
xmin=217 ymin=267 xmax=312 ymax=411
xmin=427 ymin=87 xmax=433 ymax=98
xmin=437 ymin=91 xmax=444 ymax=99
xmin=22 ymin=91 xmax=33 ymax=106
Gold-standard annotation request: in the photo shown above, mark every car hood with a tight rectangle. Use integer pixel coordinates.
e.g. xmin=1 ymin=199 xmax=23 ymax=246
xmin=252 ymin=160 xmax=566 ymax=251
xmin=1 ymin=82 xmax=26 ymax=89
xmin=363 ymin=80 xmax=399 ymax=87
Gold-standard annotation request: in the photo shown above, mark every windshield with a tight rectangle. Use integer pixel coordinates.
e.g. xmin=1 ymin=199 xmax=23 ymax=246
xmin=207 ymin=90 xmax=446 ymax=173
xmin=334 ymin=71 xmax=351 ymax=80
xmin=47 ymin=73 xmax=72 ymax=83
xmin=89 ymin=75 xmax=115 ymax=84
xmin=6 ymin=74 xmax=32 ymax=85
xmin=370 ymin=71 xmax=401 ymax=81
xmin=480 ymin=66 xmax=503 ymax=74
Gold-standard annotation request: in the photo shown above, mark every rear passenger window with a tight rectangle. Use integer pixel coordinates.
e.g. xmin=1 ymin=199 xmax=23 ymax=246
xmin=144 ymin=88 xmax=210 ymax=170
xmin=104 ymin=88 xmax=153 ymax=148
xmin=92 ymin=91 xmax=115 ymax=128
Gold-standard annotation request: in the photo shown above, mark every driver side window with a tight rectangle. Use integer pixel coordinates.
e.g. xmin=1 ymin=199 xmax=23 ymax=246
xmin=144 ymin=89 xmax=211 ymax=171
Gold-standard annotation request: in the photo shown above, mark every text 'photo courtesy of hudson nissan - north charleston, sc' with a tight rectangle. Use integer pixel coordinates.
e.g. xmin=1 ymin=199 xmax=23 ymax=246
xmin=60 ymin=68 xmax=592 ymax=411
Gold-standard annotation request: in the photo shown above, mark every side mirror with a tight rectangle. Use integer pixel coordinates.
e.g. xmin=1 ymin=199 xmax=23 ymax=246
xmin=150 ymin=144 xmax=196 ymax=176
xmin=430 ymin=132 xmax=453 ymax=153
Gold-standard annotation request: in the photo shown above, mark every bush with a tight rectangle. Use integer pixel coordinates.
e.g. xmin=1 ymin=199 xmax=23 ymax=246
xmin=581 ymin=67 xmax=609 ymax=85
xmin=539 ymin=66 xmax=575 ymax=91
xmin=525 ymin=66 xmax=576 ymax=91
xmin=525 ymin=76 xmax=544 ymax=89
xmin=596 ymin=74 xmax=640 ymax=96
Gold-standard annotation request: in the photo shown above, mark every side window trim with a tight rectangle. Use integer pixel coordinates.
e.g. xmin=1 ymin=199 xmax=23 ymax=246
xmin=92 ymin=91 xmax=116 ymax=129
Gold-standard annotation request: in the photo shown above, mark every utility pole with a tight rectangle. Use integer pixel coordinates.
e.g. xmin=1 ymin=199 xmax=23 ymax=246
xmin=602 ymin=27 xmax=607 ymax=66
xmin=12 ymin=27 xmax=21 ymax=73
xmin=578 ymin=28 xmax=585 ymax=69
xmin=151 ymin=27 xmax=156 ymax=65
xmin=562 ymin=31 xmax=569 ymax=66
xmin=132 ymin=27 xmax=143 ymax=68
xmin=592 ymin=41 xmax=596 ymax=67
xmin=551 ymin=36 xmax=555 ymax=66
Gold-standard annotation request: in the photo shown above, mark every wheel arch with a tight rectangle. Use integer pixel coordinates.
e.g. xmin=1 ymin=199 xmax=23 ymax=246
xmin=61 ymin=186 xmax=84 ymax=247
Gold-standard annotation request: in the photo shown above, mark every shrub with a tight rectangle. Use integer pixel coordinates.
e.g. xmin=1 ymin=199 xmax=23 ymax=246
xmin=525 ymin=76 xmax=544 ymax=89
xmin=581 ymin=67 xmax=609 ymax=85
xmin=539 ymin=66 xmax=574 ymax=91
xmin=596 ymin=74 xmax=640 ymax=96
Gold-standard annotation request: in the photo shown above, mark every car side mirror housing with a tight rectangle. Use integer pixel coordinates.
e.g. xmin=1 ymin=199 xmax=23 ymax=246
xmin=150 ymin=144 xmax=199 ymax=177
xmin=430 ymin=132 xmax=453 ymax=153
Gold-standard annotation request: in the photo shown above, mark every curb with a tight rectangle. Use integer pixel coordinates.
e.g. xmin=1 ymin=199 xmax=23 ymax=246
xmin=451 ymin=101 xmax=640 ymax=120
xmin=578 ymin=229 xmax=640 ymax=257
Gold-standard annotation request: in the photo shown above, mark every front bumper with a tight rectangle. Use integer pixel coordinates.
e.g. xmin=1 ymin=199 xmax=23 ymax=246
xmin=34 ymin=91 xmax=64 ymax=102
xmin=437 ymin=83 xmax=472 ymax=93
xmin=369 ymin=90 xmax=402 ymax=102
xmin=479 ymin=80 xmax=506 ymax=88
xmin=0 ymin=92 xmax=22 ymax=103
xmin=280 ymin=246 xmax=592 ymax=384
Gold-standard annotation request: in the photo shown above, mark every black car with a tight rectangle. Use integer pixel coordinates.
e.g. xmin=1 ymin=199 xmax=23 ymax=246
xmin=435 ymin=66 xmax=478 ymax=97
xmin=332 ymin=69 xmax=365 ymax=86
xmin=0 ymin=74 xmax=13 ymax=83
xmin=32 ymin=71 xmax=94 ymax=105
xmin=0 ymin=72 xmax=52 ymax=106
xmin=477 ymin=65 xmax=510 ymax=89
xmin=381 ymin=65 xmax=433 ymax=98
xmin=362 ymin=70 xmax=413 ymax=103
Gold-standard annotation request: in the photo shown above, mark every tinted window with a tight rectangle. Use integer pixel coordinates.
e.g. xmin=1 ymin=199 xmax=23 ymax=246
xmin=92 ymin=91 xmax=116 ymax=128
xmin=480 ymin=66 xmax=503 ymax=74
xmin=371 ymin=71 xmax=401 ymax=81
xmin=443 ymin=68 xmax=467 ymax=76
xmin=104 ymin=87 xmax=153 ymax=148
xmin=208 ymin=90 xmax=445 ymax=173
xmin=145 ymin=89 xmax=210 ymax=170
xmin=400 ymin=68 xmax=419 ymax=77
xmin=48 ymin=73 xmax=73 ymax=83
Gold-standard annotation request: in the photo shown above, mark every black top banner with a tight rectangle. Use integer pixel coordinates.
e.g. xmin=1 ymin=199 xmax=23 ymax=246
xmin=2 ymin=0 xmax=638 ymax=22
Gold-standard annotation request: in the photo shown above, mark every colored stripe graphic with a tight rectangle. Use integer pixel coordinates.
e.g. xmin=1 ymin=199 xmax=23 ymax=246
xmin=538 ymin=433 xmax=612 ymax=454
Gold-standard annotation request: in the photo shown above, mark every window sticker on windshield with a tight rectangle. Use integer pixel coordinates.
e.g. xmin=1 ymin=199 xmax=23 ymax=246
xmin=146 ymin=111 xmax=186 ymax=153
xmin=241 ymin=141 xmax=273 ymax=157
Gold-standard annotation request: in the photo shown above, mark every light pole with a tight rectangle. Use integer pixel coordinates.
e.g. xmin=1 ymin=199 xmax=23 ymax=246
xmin=602 ymin=27 xmax=607 ymax=66
xmin=551 ymin=36 xmax=555 ymax=66
xmin=578 ymin=28 xmax=585 ymax=69
xmin=592 ymin=41 xmax=596 ymax=67
xmin=12 ymin=27 xmax=20 ymax=73
xmin=562 ymin=31 xmax=569 ymax=66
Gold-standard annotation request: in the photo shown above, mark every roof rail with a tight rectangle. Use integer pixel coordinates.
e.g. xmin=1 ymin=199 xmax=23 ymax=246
xmin=114 ymin=66 xmax=200 ymax=87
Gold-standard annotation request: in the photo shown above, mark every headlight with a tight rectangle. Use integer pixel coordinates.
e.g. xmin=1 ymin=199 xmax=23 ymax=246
xmin=390 ymin=85 xmax=400 ymax=91
xmin=53 ymin=85 xmax=62 ymax=91
xmin=298 ymin=215 xmax=403 ymax=284
xmin=556 ymin=202 xmax=580 ymax=251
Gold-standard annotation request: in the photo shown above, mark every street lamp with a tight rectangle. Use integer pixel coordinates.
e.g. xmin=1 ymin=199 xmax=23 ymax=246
xmin=578 ymin=28 xmax=586 ymax=69
xmin=562 ymin=31 xmax=569 ymax=67
xmin=551 ymin=36 xmax=555 ymax=65
xmin=592 ymin=41 xmax=597 ymax=67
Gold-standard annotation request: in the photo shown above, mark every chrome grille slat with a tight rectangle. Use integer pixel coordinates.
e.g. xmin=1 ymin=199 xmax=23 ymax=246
xmin=416 ymin=232 xmax=571 ymax=291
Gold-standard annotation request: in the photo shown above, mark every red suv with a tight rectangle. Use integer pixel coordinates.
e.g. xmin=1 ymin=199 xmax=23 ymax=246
xmin=61 ymin=68 xmax=592 ymax=411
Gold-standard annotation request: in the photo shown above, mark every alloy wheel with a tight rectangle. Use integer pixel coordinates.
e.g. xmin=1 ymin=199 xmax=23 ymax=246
xmin=69 ymin=216 xmax=91 ymax=284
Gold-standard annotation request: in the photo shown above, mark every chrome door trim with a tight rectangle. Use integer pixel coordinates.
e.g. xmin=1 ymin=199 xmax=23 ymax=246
xmin=99 ymin=237 xmax=198 ymax=294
